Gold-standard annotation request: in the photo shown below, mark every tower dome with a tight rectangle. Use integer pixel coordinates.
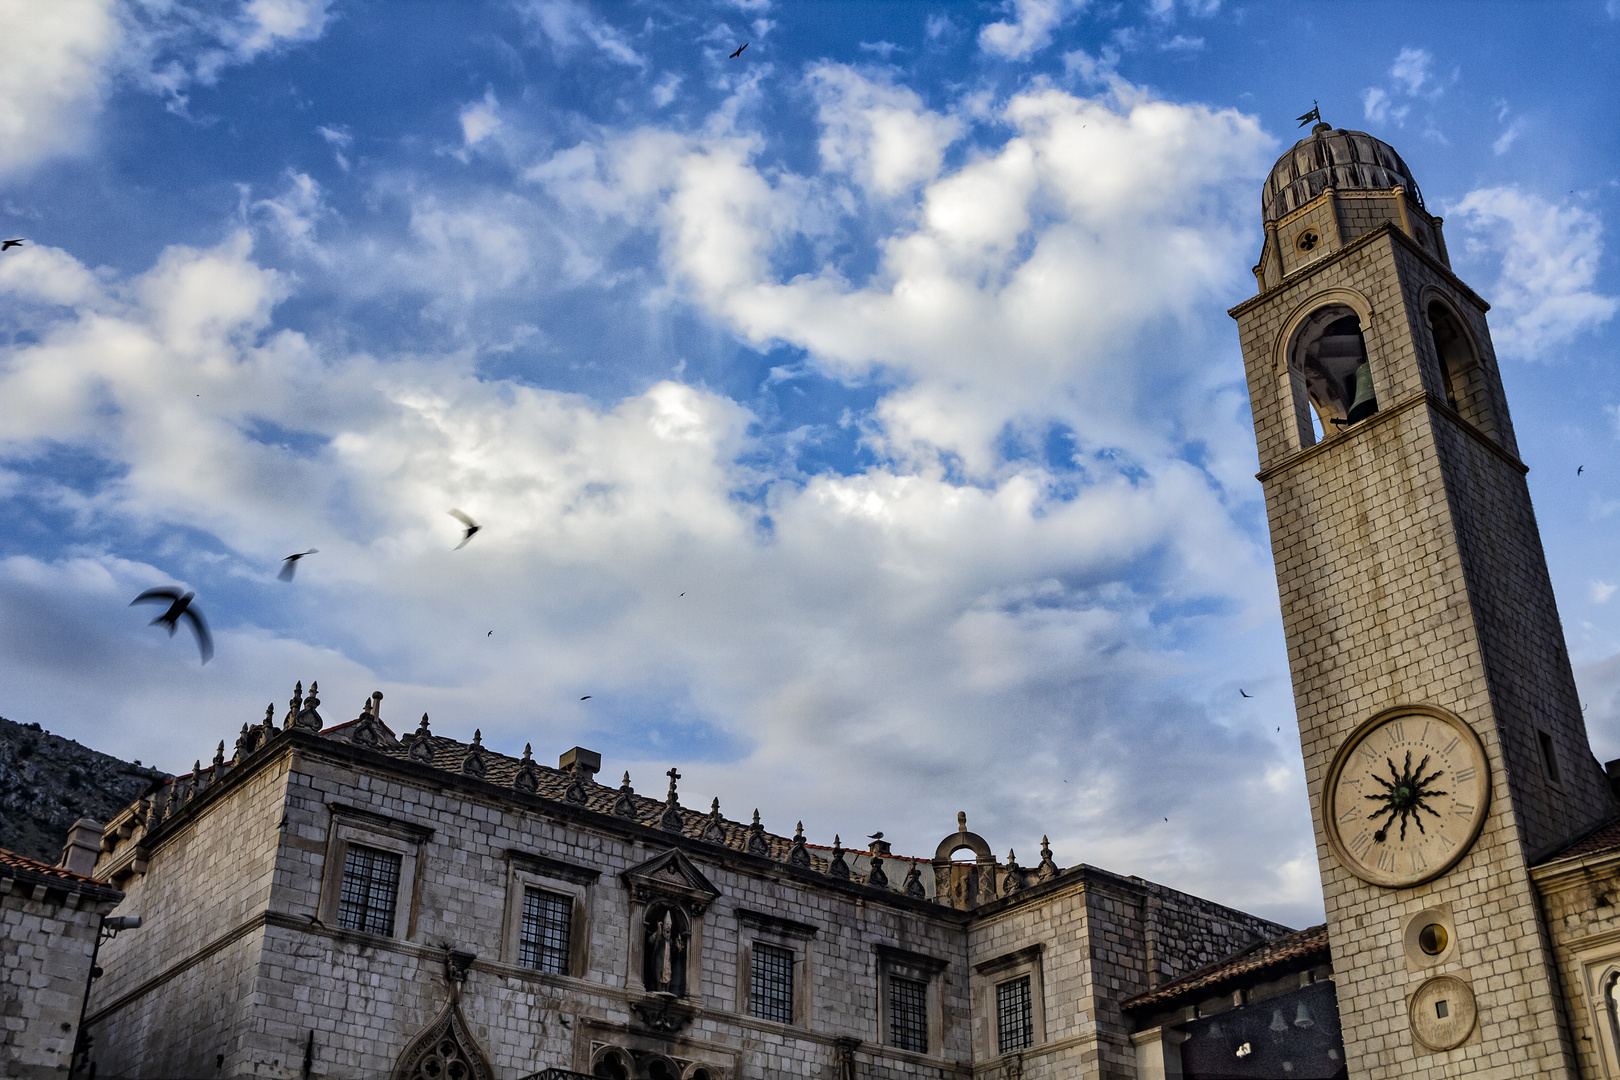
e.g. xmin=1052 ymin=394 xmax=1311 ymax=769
xmin=1263 ymin=124 xmax=1422 ymax=223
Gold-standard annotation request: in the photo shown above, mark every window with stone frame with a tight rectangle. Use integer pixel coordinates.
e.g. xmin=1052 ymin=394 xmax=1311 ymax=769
xmin=518 ymin=887 xmax=573 ymax=974
xmin=889 ymin=975 xmax=929 ymax=1053
xmin=997 ymin=975 xmax=1034 ymax=1053
xmin=337 ymin=844 xmax=401 ymax=935
xmin=749 ymin=942 xmax=794 ymax=1024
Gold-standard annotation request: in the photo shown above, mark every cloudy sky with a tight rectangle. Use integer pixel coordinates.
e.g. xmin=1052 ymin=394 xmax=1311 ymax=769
xmin=2 ymin=0 xmax=1618 ymax=928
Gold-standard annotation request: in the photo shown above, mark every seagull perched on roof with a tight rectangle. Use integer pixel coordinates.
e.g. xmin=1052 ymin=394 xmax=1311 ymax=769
xmin=130 ymin=588 xmax=213 ymax=663
xmin=867 ymin=831 xmax=883 ymax=840
xmin=448 ymin=508 xmax=481 ymax=549
xmin=278 ymin=549 xmax=318 ymax=581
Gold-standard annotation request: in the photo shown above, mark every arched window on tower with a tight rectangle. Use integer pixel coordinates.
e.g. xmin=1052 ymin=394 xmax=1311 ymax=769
xmin=1288 ymin=304 xmax=1378 ymax=448
xmin=1428 ymin=301 xmax=1493 ymax=435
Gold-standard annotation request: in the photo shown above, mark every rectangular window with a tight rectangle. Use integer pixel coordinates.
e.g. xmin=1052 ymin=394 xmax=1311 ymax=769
xmin=749 ymin=942 xmax=794 ymax=1024
xmin=518 ymin=888 xmax=573 ymax=974
xmin=1539 ymin=730 xmax=1562 ymax=784
xmin=889 ymin=975 xmax=928 ymax=1053
xmin=997 ymin=976 xmax=1034 ymax=1053
xmin=336 ymin=844 xmax=401 ymax=936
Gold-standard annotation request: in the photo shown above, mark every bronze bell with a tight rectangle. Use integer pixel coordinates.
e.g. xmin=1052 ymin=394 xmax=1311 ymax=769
xmin=1345 ymin=358 xmax=1378 ymax=424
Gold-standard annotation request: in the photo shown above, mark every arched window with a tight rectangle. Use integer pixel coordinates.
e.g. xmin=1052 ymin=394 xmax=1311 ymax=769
xmin=591 ymin=1048 xmax=633 ymax=1079
xmin=1288 ymin=304 xmax=1378 ymax=447
xmin=1428 ymin=301 xmax=1492 ymax=433
xmin=642 ymin=902 xmax=692 ymax=997
xmin=642 ymin=1056 xmax=680 ymax=1080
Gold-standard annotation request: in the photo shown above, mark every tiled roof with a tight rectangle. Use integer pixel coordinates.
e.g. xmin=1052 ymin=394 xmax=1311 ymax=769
xmin=1121 ymin=924 xmax=1328 ymax=1013
xmin=0 ymin=845 xmax=123 ymax=899
xmin=1538 ymin=816 xmax=1620 ymax=865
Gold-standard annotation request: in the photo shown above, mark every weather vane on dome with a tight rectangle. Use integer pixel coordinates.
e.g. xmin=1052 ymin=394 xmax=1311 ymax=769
xmin=1296 ymin=102 xmax=1323 ymax=128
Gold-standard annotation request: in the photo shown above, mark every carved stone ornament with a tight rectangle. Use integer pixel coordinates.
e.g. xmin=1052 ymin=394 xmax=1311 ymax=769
xmin=828 ymin=837 xmax=850 ymax=880
xmin=283 ymin=681 xmax=304 ymax=729
xmin=903 ymin=863 xmax=927 ymax=899
xmin=515 ymin=744 xmax=543 ymax=794
xmin=867 ymin=854 xmax=889 ymax=890
xmin=788 ymin=822 xmax=812 ymax=867
xmin=408 ymin=714 xmax=435 ymax=764
xmin=388 ymin=950 xmax=493 ymax=1080
xmin=834 ymin=1036 xmax=861 ymax=1080
xmin=659 ymin=768 xmax=684 ymax=832
xmin=620 ymin=848 xmax=721 ymax=916
xmin=292 ymin=681 xmax=324 ymax=732
xmin=630 ymin=993 xmax=698 ymax=1034
xmin=612 ymin=772 xmax=640 ymax=819
xmin=747 ymin=810 xmax=771 ymax=857
xmin=350 ymin=695 xmax=398 ymax=750
xmin=1002 ymin=850 xmax=1023 ymax=896
xmin=701 ymin=799 xmax=728 ymax=845
xmin=1036 ymin=835 xmax=1059 ymax=883
xmin=460 ymin=730 xmax=488 ymax=778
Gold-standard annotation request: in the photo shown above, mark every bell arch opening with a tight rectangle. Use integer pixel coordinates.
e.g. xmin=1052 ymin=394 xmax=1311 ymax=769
xmin=1428 ymin=301 xmax=1492 ymax=434
xmin=1288 ymin=304 xmax=1378 ymax=447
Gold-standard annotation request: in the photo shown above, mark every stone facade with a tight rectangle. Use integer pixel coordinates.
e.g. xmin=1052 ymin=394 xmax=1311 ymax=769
xmin=1233 ymin=124 xmax=1618 ymax=1079
xmin=77 ymin=697 xmax=1288 ymax=1080
xmin=1 ymin=845 xmax=124 ymax=1078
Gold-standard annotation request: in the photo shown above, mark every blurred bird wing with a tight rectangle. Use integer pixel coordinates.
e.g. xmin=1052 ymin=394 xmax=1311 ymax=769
xmin=131 ymin=587 xmax=184 ymax=606
xmin=448 ymin=508 xmax=477 ymax=527
xmin=278 ymin=560 xmax=297 ymax=581
xmin=180 ymin=607 xmax=214 ymax=664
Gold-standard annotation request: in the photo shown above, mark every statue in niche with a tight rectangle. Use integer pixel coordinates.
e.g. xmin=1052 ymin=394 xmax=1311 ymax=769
xmin=641 ymin=904 xmax=690 ymax=997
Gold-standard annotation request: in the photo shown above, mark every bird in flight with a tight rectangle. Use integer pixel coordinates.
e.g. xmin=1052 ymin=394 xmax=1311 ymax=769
xmin=278 ymin=549 xmax=318 ymax=581
xmin=448 ymin=509 xmax=481 ymax=549
xmin=867 ymin=831 xmax=884 ymax=840
xmin=487 ymin=630 xmax=493 ymax=636
xmin=1 ymin=239 xmax=24 ymax=251
xmin=1578 ymin=465 xmax=1585 ymax=476
xmin=1239 ymin=688 xmax=1250 ymax=698
xmin=130 ymin=588 xmax=214 ymax=663
xmin=580 ymin=695 xmax=592 ymax=701
xmin=729 ymin=43 xmax=747 ymax=58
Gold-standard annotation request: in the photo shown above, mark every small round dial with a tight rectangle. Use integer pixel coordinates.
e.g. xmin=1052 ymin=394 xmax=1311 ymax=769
xmin=1323 ymin=706 xmax=1491 ymax=889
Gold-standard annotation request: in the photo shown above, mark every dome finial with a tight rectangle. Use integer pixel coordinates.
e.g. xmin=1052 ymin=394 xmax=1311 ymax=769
xmin=1296 ymin=101 xmax=1324 ymax=130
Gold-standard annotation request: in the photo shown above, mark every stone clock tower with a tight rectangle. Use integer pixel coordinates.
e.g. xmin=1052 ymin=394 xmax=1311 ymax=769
xmin=1231 ymin=122 xmax=1615 ymax=1077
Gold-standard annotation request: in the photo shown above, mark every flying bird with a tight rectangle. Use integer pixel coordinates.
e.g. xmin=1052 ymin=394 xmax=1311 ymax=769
xmin=867 ymin=831 xmax=884 ymax=840
xmin=580 ymin=695 xmax=592 ymax=700
xmin=1 ymin=239 xmax=24 ymax=251
xmin=1239 ymin=688 xmax=1250 ymax=698
xmin=277 ymin=549 xmax=318 ymax=581
xmin=487 ymin=630 xmax=493 ymax=636
xmin=448 ymin=509 xmax=481 ymax=549
xmin=130 ymin=588 xmax=213 ymax=663
xmin=1578 ymin=465 xmax=1585 ymax=476
xmin=729 ymin=43 xmax=747 ymax=58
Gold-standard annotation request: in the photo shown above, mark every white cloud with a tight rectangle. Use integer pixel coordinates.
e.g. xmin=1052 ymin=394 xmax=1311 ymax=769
xmin=1594 ymin=581 xmax=1618 ymax=604
xmin=651 ymin=72 xmax=682 ymax=108
xmin=460 ymin=89 xmax=502 ymax=148
xmin=1361 ymin=86 xmax=1408 ymax=127
xmin=1493 ymin=117 xmax=1525 ymax=156
xmin=1360 ymin=45 xmax=1454 ymax=129
xmin=979 ymin=0 xmax=1079 ymax=61
xmin=1160 ymin=34 xmax=1205 ymax=53
xmin=1450 ymin=187 xmax=1619 ymax=360
xmin=519 ymin=0 xmax=645 ymax=68
xmin=808 ymin=65 xmax=963 ymax=198
xmin=1389 ymin=46 xmax=1434 ymax=97
xmin=0 ymin=0 xmax=120 ymax=176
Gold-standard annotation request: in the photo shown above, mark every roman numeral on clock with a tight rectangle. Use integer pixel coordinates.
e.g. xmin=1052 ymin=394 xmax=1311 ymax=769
xmin=1453 ymin=803 xmax=1474 ymax=818
xmin=1350 ymin=832 xmax=1373 ymax=857
xmin=1411 ymin=849 xmax=1427 ymax=872
xmin=1339 ymin=807 xmax=1361 ymax=825
xmin=1387 ymin=721 xmax=1404 ymax=745
xmin=1454 ymin=767 xmax=1475 ymax=784
xmin=1377 ymin=848 xmax=1397 ymax=873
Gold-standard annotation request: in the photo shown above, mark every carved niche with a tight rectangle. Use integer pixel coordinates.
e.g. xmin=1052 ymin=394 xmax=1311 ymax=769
xmin=620 ymin=848 xmax=720 ymax=1027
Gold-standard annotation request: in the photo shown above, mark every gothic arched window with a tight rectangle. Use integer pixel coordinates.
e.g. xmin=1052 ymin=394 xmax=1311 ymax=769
xmin=1428 ymin=301 xmax=1493 ymax=434
xmin=591 ymin=1048 xmax=633 ymax=1079
xmin=1288 ymin=304 xmax=1378 ymax=447
xmin=642 ymin=902 xmax=692 ymax=997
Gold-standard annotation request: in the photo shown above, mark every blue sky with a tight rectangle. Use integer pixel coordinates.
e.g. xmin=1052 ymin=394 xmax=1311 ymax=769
xmin=2 ymin=0 xmax=1618 ymax=928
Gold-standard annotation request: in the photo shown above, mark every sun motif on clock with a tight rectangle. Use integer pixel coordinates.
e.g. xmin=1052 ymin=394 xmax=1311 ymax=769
xmin=1323 ymin=706 xmax=1491 ymax=889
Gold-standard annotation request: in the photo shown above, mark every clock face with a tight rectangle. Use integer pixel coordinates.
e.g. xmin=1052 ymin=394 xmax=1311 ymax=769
xmin=1323 ymin=707 xmax=1491 ymax=889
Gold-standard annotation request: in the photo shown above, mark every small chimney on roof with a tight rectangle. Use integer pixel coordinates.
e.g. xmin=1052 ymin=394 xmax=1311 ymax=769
xmin=59 ymin=818 xmax=104 ymax=877
xmin=559 ymin=747 xmax=601 ymax=780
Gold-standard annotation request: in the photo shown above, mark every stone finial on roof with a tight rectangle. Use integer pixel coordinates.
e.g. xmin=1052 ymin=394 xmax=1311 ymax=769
xmin=149 ymin=784 xmax=169 ymax=827
xmin=612 ymin=772 xmax=638 ymax=819
xmin=747 ymin=809 xmax=770 ymax=857
xmin=261 ymin=702 xmax=277 ymax=742
xmin=789 ymin=822 xmax=811 ymax=867
xmin=213 ymin=740 xmax=226 ymax=774
xmin=702 ymin=798 xmax=728 ymax=845
xmin=408 ymin=714 xmax=434 ymax=763
xmin=828 ymin=836 xmax=850 ymax=880
xmin=461 ymin=729 xmax=488 ymax=778
xmin=903 ymin=863 xmax=926 ymax=899
xmin=659 ymin=768 xmax=684 ymax=832
xmin=235 ymin=723 xmax=251 ymax=762
xmin=283 ymin=680 xmax=304 ymax=729
xmin=1037 ymin=835 xmax=1059 ymax=882
xmin=867 ymin=852 xmax=889 ymax=890
xmin=515 ymin=743 xmax=542 ymax=794
xmin=291 ymin=681 xmax=323 ymax=732
xmin=1002 ymin=849 xmax=1023 ymax=896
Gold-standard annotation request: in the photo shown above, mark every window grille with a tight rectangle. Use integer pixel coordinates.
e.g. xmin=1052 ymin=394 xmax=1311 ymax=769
xmin=337 ymin=844 xmax=401 ymax=935
xmin=519 ymin=888 xmax=573 ymax=974
xmin=749 ymin=942 xmax=794 ymax=1024
xmin=888 ymin=975 xmax=928 ymax=1053
xmin=997 ymin=975 xmax=1034 ymax=1053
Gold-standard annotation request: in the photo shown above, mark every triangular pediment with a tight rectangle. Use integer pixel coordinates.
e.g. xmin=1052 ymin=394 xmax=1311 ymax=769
xmin=621 ymin=848 xmax=721 ymax=914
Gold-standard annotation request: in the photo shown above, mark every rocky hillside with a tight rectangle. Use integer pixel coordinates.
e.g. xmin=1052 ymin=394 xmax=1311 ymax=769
xmin=0 ymin=715 xmax=170 ymax=864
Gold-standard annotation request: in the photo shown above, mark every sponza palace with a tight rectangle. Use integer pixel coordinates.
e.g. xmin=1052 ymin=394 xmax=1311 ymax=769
xmin=12 ymin=124 xmax=1620 ymax=1080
